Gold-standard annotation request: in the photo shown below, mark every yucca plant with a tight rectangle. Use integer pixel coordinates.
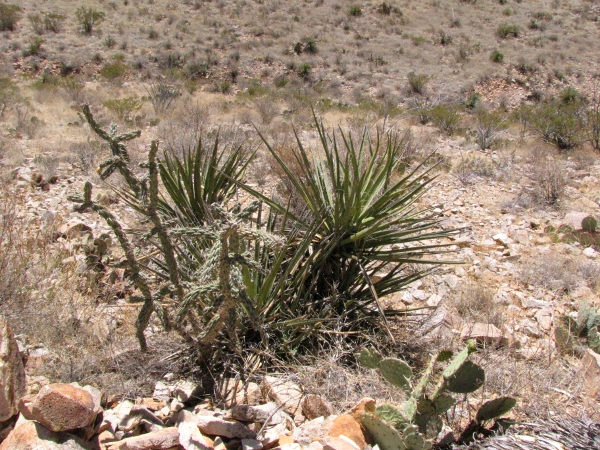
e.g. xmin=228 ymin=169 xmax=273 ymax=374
xmin=239 ymin=116 xmax=461 ymax=351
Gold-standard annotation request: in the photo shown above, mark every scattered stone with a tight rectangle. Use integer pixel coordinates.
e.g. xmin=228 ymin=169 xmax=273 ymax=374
xmin=329 ymin=415 xmax=366 ymax=449
xmin=293 ymin=415 xmax=336 ymax=445
xmin=179 ymin=421 xmax=213 ymax=450
xmin=461 ymin=323 xmax=507 ymax=347
xmin=261 ymin=377 xmax=303 ymax=416
xmin=419 ymin=307 xmax=459 ymax=340
xmin=436 ymin=425 xmax=455 ymax=447
xmin=0 ymin=316 xmax=27 ymax=422
xmin=535 ymin=309 xmax=553 ymax=331
xmin=261 ymin=422 xmax=289 ymax=449
xmin=215 ymin=379 xmax=260 ymax=408
xmin=322 ymin=436 xmax=360 ymax=450
xmin=583 ymin=247 xmax=598 ymax=259
xmin=581 ymin=348 xmax=600 ymax=398
xmin=56 ymin=221 xmax=92 ymax=240
xmin=20 ymin=383 xmax=97 ymax=432
xmin=241 ymin=439 xmax=262 ymax=450
xmin=107 ymin=427 xmax=180 ymax=450
xmin=173 ymin=380 xmax=200 ymax=403
xmin=563 ymin=212 xmax=589 ymax=230
xmin=301 ymin=395 xmax=334 ymax=421
xmin=153 ymin=382 xmax=170 ymax=402
xmin=492 ymin=233 xmax=513 ymax=247
xmin=0 ymin=421 xmax=95 ymax=450
xmin=196 ymin=415 xmax=256 ymax=439
xmin=226 ymin=402 xmax=285 ymax=424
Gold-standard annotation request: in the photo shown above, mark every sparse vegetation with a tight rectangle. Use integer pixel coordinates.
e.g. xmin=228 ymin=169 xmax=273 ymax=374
xmin=0 ymin=3 xmax=21 ymax=31
xmin=75 ymin=6 xmax=104 ymax=34
xmin=497 ymin=22 xmax=520 ymax=38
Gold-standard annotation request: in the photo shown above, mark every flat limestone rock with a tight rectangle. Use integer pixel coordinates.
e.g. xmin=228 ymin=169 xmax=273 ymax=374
xmin=0 ymin=421 xmax=95 ymax=450
xmin=107 ymin=427 xmax=180 ymax=450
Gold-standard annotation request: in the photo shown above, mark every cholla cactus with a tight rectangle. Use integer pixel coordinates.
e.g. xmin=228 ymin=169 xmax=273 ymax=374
xmin=71 ymin=106 xmax=282 ymax=356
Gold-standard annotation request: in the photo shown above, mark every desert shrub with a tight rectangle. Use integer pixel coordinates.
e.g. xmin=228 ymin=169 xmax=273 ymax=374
xmin=75 ymin=6 xmax=104 ymax=34
xmin=72 ymin=106 xmax=459 ymax=363
xmin=429 ymin=103 xmax=461 ymax=135
xmin=453 ymin=154 xmax=496 ymax=185
xmin=532 ymin=159 xmax=566 ymax=206
xmin=28 ymin=13 xmax=44 ymax=34
xmin=439 ymin=31 xmax=453 ymax=45
xmin=529 ymin=99 xmax=586 ymax=150
xmin=407 ymin=72 xmax=430 ymax=95
xmin=185 ymin=61 xmax=209 ymax=79
xmin=297 ymin=63 xmax=311 ymax=79
xmin=490 ymin=49 xmax=504 ymax=63
xmin=348 ymin=5 xmax=362 ymax=16
xmin=145 ymin=83 xmax=180 ymax=116
xmin=560 ymin=86 xmax=581 ymax=104
xmin=451 ymin=281 xmax=504 ymax=328
xmin=43 ymin=12 xmax=65 ymax=33
xmin=99 ymin=62 xmax=129 ymax=80
xmin=103 ymin=95 xmax=143 ymax=122
xmin=0 ymin=77 xmax=23 ymax=117
xmin=474 ymin=108 xmax=508 ymax=150
xmin=497 ymin=22 xmax=520 ymax=38
xmin=583 ymin=92 xmax=600 ymax=151
xmin=23 ymin=37 xmax=44 ymax=57
xmin=0 ymin=3 xmax=20 ymax=31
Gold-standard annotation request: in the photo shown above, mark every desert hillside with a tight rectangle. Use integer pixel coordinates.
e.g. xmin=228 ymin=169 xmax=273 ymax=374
xmin=0 ymin=0 xmax=599 ymax=449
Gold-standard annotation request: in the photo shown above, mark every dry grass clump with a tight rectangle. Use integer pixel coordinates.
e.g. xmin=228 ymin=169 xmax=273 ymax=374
xmin=449 ymin=280 xmax=505 ymax=328
xmin=519 ymin=252 xmax=600 ymax=295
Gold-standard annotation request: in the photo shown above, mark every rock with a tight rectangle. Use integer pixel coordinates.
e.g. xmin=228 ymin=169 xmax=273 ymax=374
xmin=534 ymin=309 xmax=553 ymax=331
xmin=329 ymin=415 xmax=366 ymax=449
xmin=225 ymin=402 xmax=285 ymax=424
xmin=522 ymin=298 xmax=551 ymax=309
xmin=436 ymin=425 xmax=455 ymax=447
xmin=56 ymin=221 xmax=92 ymax=240
xmin=301 ymin=395 xmax=334 ymax=421
xmin=581 ymin=348 xmax=600 ymax=398
xmin=293 ymin=415 xmax=336 ymax=445
xmin=173 ymin=380 xmax=200 ymax=403
xmin=492 ymin=233 xmax=513 ymax=247
xmin=196 ymin=415 xmax=256 ymax=439
xmin=460 ymin=323 xmax=508 ymax=347
xmin=117 ymin=405 xmax=164 ymax=432
xmin=520 ymin=319 xmax=542 ymax=338
xmin=419 ymin=307 xmax=459 ymax=340
xmin=241 ymin=439 xmax=262 ymax=450
xmin=307 ymin=443 xmax=324 ymax=450
xmin=322 ymin=436 xmax=360 ymax=450
xmin=261 ymin=377 xmax=303 ymax=416
xmin=107 ymin=427 xmax=180 ymax=450
xmin=0 ymin=316 xmax=27 ymax=422
xmin=153 ymin=382 xmax=171 ymax=402
xmin=563 ymin=212 xmax=589 ymax=230
xmin=583 ymin=247 xmax=598 ymax=259
xmin=0 ymin=421 xmax=95 ymax=450
xmin=179 ymin=421 xmax=213 ymax=450
xmin=347 ymin=398 xmax=375 ymax=424
xmin=260 ymin=421 xmax=290 ymax=449
xmin=26 ymin=375 xmax=50 ymax=396
xmin=20 ymin=383 xmax=97 ymax=432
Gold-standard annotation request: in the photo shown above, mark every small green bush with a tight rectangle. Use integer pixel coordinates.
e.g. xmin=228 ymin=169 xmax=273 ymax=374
xmin=44 ymin=12 xmax=65 ymax=33
xmin=348 ymin=5 xmax=362 ymax=16
xmin=429 ymin=103 xmax=461 ymax=135
xmin=297 ymin=63 xmax=311 ymax=79
xmin=75 ymin=6 xmax=104 ymax=34
xmin=530 ymin=100 xmax=586 ymax=151
xmin=99 ymin=62 xmax=129 ymax=80
xmin=407 ymin=71 xmax=430 ymax=95
xmin=560 ymin=86 xmax=581 ymax=104
xmin=103 ymin=95 xmax=143 ymax=122
xmin=497 ymin=22 xmax=520 ymax=38
xmin=0 ymin=3 xmax=21 ymax=31
xmin=490 ymin=49 xmax=504 ymax=63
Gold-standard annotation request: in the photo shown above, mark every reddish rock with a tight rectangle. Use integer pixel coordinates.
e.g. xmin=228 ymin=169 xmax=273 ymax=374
xmin=301 ymin=395 xmax=334 ymax=420
xmin=20 ymin=383 xmax=97 ymax=432
xmin=329 ymin=415 xmax=366 ymax=449
xmin=106 ymin=427 xmax=180 ymax=450
xmin=0 ymin=421 xmax=96 ymax=450
xmin=0 ymin=316 xmax=27 ymax=422
xmin=347 ymin=398 xmax=375 ymax=423
xmin=582 ymin=348 xmax=600 ymax=398
xmin=178 ymin=421 xmax=213 ymax=450
xmin=460 ymin=323 xmax=508 ymax=347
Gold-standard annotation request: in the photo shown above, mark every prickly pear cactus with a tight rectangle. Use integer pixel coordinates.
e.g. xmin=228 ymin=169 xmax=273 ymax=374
xmin=361 ymin=413 xmax=406 ymax=450
xmin=444 ymin=360 xmax=485 ymax=393
xmin=379 ymin=358 xmax=413 ymax=388
xmin=476 ymin=397 xmax=517 ymax=422
xmin=358 ymin=347 xmax=382 ymax=369
xmin=581 ymin=215 xmax=597 ymax=232
xmin=375 ymin=405 xmax=407 ymax=430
